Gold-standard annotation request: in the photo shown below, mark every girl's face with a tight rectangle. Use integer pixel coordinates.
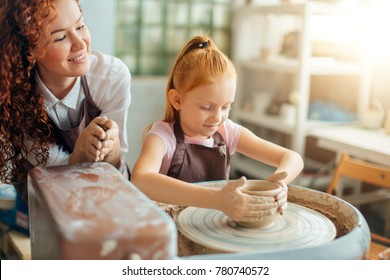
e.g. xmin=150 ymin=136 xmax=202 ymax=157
xmin=32 ymin=0 xmax=91 ymax=83
xmin=173 ymin=78 xmax=236 ymax=140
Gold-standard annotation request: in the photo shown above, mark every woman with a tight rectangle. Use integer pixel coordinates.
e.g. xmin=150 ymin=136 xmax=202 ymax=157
xmin=0 ymin=0 xmax=132 ymax=203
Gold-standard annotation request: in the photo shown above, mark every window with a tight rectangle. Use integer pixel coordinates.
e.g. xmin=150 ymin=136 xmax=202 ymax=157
xmin=116 ymin=0 xmax=233 ymax=76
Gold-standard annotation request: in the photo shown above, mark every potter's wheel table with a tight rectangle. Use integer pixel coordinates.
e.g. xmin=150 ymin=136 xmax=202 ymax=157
xmin=177 ymin=203 xmax=337 ymax=253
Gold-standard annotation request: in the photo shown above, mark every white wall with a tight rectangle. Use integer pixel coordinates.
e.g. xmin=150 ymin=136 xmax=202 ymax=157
xmin=80 ymin=1 xmax=168 ymax=171
xmin=80 ymin=0 xmax=117 ymax=55
xmin=126 ymin=77 xmax=167 ymax=170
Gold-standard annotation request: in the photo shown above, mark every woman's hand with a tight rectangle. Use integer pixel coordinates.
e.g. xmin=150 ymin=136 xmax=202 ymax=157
xmin=69 ymin=116 xmax=120 ymax=167
xmin=69 ymin=116 xmax=107 ymax=163
xmin=267 ymin=171 xmax=288 ymax=214
xmin=98 ymin=118 xmax=121 ymax=167
xmin=215 ymin=177 xmax=278 ymax=222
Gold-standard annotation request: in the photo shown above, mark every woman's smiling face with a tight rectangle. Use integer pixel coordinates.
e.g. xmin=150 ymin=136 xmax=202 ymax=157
xmin=32 ymin=0 xmax=91 ymax=82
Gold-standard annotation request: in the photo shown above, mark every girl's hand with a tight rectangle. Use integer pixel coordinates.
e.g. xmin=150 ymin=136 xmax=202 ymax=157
xmin=215 ymin=177 xmax=278 ymax=222
xmin=267 ymin=171 xmax=288 ymax=214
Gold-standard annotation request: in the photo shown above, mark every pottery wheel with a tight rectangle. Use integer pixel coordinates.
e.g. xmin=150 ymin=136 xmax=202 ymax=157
xmin=177 ymin=202 xmax=337 ymax=253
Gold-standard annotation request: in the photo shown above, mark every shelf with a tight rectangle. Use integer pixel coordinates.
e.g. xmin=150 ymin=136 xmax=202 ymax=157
xmin=234 ymin=110 xmax=295 ymax=134
xmin=231 ymin=0 xmax=369 ymax=160
xmin=239 ymin=57 xmax=363 ymax=76
xmin=234 ymin=110 xmax=354 ymax=135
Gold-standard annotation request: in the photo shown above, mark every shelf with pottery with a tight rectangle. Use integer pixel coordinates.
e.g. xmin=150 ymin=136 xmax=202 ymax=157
xmin=230 ymin=1 xmax=370 ymax=180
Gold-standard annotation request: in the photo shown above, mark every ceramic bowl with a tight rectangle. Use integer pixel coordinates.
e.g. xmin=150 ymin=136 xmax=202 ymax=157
xmin=236 ymin=180 xmax=281 ymax=229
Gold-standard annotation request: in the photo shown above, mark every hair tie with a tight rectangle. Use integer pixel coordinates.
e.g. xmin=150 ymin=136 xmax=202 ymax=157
xmin=187 ymin=40 xmax=210 ymax=54
xmin=180 ymin=40 xmax=210 ymax=65
xmin=198 ymin=41 xmax=209 ymax=49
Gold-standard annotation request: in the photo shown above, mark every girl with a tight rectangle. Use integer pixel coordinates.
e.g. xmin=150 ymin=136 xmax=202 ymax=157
xmin=0 ymin=0 xmax=131 ymax=203
xmin=131 ymin=35 xmax=303 ymax=222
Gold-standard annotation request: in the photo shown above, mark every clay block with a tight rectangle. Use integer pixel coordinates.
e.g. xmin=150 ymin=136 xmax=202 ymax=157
xmin=27 ymin=162 xmax=177 ymax=260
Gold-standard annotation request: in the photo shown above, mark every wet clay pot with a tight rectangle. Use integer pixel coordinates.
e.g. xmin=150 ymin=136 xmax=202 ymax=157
xmin=237 ymin=180 xmax=281 ymax=228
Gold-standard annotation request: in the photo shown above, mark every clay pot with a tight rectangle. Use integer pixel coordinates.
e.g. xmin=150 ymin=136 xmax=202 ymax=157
xmin=237 ymin=180 xmax=281 ymax=229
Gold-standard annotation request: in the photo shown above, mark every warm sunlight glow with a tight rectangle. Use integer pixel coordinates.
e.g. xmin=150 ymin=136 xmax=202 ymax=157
xmin=362 ymin=0 xmax=390 ymax=57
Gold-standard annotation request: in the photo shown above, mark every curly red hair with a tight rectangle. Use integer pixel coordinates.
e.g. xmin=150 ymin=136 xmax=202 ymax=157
xmin=0 ymin=0 xmax=75 ymax=183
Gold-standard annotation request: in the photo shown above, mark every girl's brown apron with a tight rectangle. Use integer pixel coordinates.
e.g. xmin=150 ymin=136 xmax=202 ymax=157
xmin=164 ymin=120 xmax=231 ymax=256
xmin=167 ymin=120 xmax=230 ymax=182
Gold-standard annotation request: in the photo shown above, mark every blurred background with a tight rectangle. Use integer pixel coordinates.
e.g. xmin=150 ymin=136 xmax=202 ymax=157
xmin=81 ymin=0 xmax=390 ymax=171
xmin=80 ymin=0 xmax=390 ymax=243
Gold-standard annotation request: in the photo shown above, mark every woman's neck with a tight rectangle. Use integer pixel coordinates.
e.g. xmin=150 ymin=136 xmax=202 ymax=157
xmin=38 ymin=71 xmax=78 ymax=100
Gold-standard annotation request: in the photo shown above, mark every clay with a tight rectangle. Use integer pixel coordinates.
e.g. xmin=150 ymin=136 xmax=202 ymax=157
xmin=178 ymin=182 xmax=370 ymax=259
xmin=237 ymin=180 xmax=281 ymax=228
xmin=28 ymin=162 xmax=177 ymax=260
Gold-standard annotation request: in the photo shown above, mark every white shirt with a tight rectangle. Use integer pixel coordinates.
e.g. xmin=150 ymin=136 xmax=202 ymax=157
xmin=25 ymin=50 xmax=131 ymax=167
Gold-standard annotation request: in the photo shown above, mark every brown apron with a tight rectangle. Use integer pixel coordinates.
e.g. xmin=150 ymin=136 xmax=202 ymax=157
xmin=16 ymin=76 xmax=129 ymax=204
xmin=50 ymin=76 xmax=101 ymax=153
xmin=163 ymin=121 xmax=230 ymax=256
xmin=167 ymin=120 xmax=230 ymax=183
xmin=49 ymin=76 xmax=130 ymax=179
